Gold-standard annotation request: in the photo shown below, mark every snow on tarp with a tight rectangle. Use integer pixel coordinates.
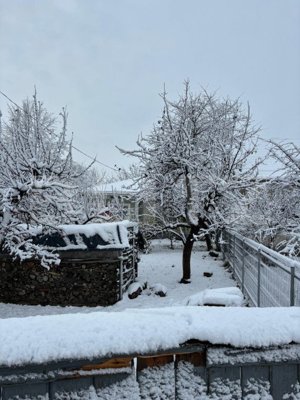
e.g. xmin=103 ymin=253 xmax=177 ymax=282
xmin=0 ymin=307 xmax=299 ymax=367
xmin=59 ymin=221 xmax=130 ymax=250
xmin=36 ymin=221 xmax=135 ymax=251
xmin=183 ymin=287 xmax=245 ymax=307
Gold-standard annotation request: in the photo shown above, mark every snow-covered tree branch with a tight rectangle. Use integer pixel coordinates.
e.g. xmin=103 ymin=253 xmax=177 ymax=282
xmin=242 ymin=141 xmax=300 ymax=257
xmin=270 ymin=141 xmax=300 ymax=186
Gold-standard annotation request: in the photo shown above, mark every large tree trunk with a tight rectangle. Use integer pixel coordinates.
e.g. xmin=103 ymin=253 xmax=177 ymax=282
xmin=181 ymin=218 xmax=212 ymax=283
xmin=205 ymin=233 xmax=212 ymax=251
xmin=181 ymin=225 xmax=199 ymax=283
xmin=215 ymin=228 xmax=222 ymax=252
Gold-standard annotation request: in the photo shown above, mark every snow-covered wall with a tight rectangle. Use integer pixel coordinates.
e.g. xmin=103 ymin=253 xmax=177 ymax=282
xmin=0 ymin=307 xmax=299 ymax=367
xmin=0 ymin=307 xmax=299 ymax=399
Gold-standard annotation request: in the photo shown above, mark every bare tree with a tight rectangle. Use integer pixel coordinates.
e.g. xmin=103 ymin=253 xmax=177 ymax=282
xmin=261 ymin=141 xmax=300 ymax=256
xmin=270 ymin=141 xmax=300 ymax=186
xmin=240 ymin=179 xmax=299 ymax=255
xmin=0 ymin=93 xmax=92 ymax=267
xmin=71 ymin=165 xmax=117 ymax=224
xmin=119 ymin=82 xmax=262 ymax=282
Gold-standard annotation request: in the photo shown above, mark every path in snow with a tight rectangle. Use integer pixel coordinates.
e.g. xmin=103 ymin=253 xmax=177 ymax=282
xmin=0 ymin=240 xmax=236 ymax=319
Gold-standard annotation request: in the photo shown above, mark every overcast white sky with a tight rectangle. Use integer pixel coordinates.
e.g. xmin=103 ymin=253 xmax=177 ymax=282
xmin=0 ymin=0 xmax=299 ymax=175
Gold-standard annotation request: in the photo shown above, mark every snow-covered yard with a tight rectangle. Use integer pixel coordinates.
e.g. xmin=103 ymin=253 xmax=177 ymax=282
xmin=1 ymin=240 xmax=299 ymax=400
xmin=0 ymin=240 xmax=236 ymax=319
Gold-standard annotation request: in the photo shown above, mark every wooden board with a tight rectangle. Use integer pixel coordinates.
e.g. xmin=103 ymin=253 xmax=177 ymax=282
xmin=176 ymin=351 xmax=206 ymax=367
xmin=81 ymin=357 xmax=133 ymax=371
xmin=137 ymin=354 xmax=174 ymax=371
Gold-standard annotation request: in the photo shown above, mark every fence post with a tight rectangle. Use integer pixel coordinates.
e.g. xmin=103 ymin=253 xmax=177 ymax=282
xmin=233 ymin=234 xmax=235 ymax=258
xmin=290 ymin=266 xmax=295 ymax=306
xmin=222 ymin=230 xmax=228 ymax=261
xmin=119 ymin=258 xmax=123 ymax=301
xmin=132 ymin=234 xmax=137 ymax=279
xmin=257 ymin=249 xmax=261 ymax=307
xmin=241 ymin=239 xmax=245 ymax=294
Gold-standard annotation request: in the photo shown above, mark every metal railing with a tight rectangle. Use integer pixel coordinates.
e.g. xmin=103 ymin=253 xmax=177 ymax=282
xmin=222 ymin=230 xmax=300 ymax=307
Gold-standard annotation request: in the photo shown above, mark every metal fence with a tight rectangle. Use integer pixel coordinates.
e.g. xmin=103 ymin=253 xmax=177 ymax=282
xmin=222 ymin=230 xmax=300 ymax=307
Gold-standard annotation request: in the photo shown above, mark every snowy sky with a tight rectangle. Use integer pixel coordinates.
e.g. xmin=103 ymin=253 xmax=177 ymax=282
xmin=0 ymin=0 xmax=299 ymax=175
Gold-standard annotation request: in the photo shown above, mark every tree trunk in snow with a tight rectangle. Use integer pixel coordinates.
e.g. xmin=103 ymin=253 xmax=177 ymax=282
xmin=181 ymin=225 xmax=199 ymax=283
xmin=215 ymin=229 xmax=222 ymax=252
xmin=205 ymin=233 xmax=213 ymax=251
xmin=181 ymin=218 xmax=212 ymax=282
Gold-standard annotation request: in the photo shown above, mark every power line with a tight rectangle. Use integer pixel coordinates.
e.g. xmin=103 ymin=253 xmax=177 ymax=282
xmin=0 ymin=89 xmax=120 ymax=172
xmin=72 ymin=145 xmax=120 ymax=171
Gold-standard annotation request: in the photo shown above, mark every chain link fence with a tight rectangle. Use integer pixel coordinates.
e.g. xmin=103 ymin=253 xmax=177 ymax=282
xmin=222 ymin=230 xmax=300 ymax=307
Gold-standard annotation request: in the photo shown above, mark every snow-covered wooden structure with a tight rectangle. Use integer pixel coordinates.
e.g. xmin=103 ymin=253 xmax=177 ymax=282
xmin=0 ymin=307 xmax=299 ymax=399
xmin=0 ymin=221 xmax=138 ymax=307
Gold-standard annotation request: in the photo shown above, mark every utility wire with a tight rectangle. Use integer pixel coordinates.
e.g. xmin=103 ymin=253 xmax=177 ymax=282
xmin=0 ymin=89 xmax=120 ymax=172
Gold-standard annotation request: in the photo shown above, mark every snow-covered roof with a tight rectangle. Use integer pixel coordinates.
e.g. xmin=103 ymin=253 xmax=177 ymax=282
xmin=35 ymin=221 xmax=135 ymax=251
xmin=0 ymin=307 xmax=299 ymax=367
xmin=94 ymin=179 xmax=139 ymax=195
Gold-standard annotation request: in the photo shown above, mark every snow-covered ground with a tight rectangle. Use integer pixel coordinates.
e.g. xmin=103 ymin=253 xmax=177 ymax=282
xmin=0 ymin=239 xmax=236 ymax=319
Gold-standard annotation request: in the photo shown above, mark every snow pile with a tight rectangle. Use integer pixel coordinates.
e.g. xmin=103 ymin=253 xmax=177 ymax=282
xmin=127 ymin=282 xmax=143 ymax=296
xmin=176 ymin=361 xmax=207 ymax=399
xmin=183 ymin=287 xmax=244 ymax=307
xmin=54 ymin=375 xmax=141 ymax=400
xmin=207 ymin=345 xmax=300 ymax=365
xmin=243 ymin=378 xmax=272 ymax=399
xmin=150 ymin=283 xmax=168 ymax=297
xmin=138 ymin=363 xmax=175 ymax=399
xmin=0 ymin=307 xmax=299 ymax=367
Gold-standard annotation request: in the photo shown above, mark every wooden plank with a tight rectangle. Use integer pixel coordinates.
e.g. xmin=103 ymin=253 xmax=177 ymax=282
xmin=2 ymin=382 xmax=48 ymax=400
xmin=242 ymin=365 xmax=270 ymax=399
xmin=271 ymin=364 xmax=299 ymax=400
xmin=176 ymin=351 xmax=206 ymax=367
xmin=137 ymin=354 xmax=174 ymax=371
xmin=50 ymin=376 xmax=93 ymax=398
xmin=81 ymin=357 xmax=133 ymax=371
xmin=137 ymin=357 xmax=175 ymax=400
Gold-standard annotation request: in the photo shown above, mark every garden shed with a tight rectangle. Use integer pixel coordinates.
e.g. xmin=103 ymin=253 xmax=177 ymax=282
xmin=0 ymin=221 xmax=138 ymax=307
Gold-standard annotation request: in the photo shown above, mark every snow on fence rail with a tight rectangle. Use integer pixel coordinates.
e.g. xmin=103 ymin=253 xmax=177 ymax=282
xmin=0 ymin=307 xmax=299 ymax=399
xmin=222 ymin=230 xmax=300 ymax=307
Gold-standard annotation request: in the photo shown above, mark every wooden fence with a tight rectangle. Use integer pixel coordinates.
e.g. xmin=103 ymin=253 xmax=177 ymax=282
xmin=1 ymin=341 xmax=299 ymax=399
